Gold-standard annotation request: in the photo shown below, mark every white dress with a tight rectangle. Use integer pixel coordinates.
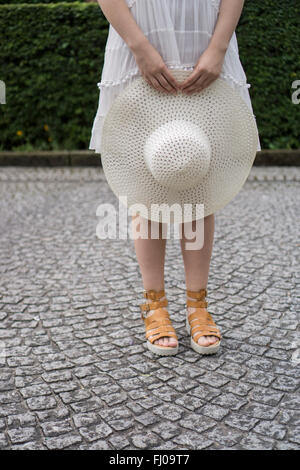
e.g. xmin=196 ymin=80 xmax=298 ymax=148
xmin=89 ymin=0 xmax=261 ymax=153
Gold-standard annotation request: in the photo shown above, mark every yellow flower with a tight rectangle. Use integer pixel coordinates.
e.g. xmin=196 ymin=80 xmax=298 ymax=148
xmin=48 ymin=137 xmax=52 ymax=142
xmin=16 ymin=130 xmax=23 ymax=136
xmin=44 ymin=124 xmax=49 ymax=132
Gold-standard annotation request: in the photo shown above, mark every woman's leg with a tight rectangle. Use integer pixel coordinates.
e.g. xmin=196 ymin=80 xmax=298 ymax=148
xmin=180 ymin=214 xmax=218 ymax=346
xmin=132 ymin=214 xmax=177 ymax=348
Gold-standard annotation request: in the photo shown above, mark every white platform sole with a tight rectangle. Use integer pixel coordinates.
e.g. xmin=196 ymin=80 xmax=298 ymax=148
xmin=186 ymin=318 xmax=220 ymax=355
xmin=147 ymin=340 xmax=179 ymax=356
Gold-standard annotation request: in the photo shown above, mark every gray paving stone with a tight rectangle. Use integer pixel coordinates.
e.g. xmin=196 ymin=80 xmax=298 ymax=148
xmin=109 ymin=434 xmax=130 ymax=449
xmin=217 ymin=363 xmax=247 ymax=380
xmin=249 ymin=386 xmax=284 ymax=406
xmin=279 ymin=393 xmax=299 ymax=410
xmin=7 ymin=412 xmax=36 ymax=428
xmin=238 ymin=433 xmax=275 ymax=450
xmin=36 ymin=407 xmax=70 ymax=423
xmin=244 ymin=369 xmax=276 ymax=387
xmin=271 ymin=375 xmax=299 ymax=392
xmin=172 ymin=430 xmax=213 ymax=449
xmin=211 ymin=392 xmax=248 ymax=411
xmin=151 ymin=421 xmax=181 ymax=440
xmin=151 ymin=440 xmax=178 ymax=450
xmin=79 ymin=439 xmax=111 ymax=450
xmin=11 ymin=441 xmax=47 ymax=450
xmin=69 ymin=397 xmax=104 ymax=413
xmin=7 ymin=426 xmax=39 ymax=444
xmin=138 ymin=396 xmax=162 ymax=410
xmin=153 ymin=404 xmax=184 ymax=422
xmin=195 ymin=372 xmax=230 ymax=388
xmin=40 ymin=420 xmax=74 ymax=437
xmin=49 ymin=381 xmax=79 ymax=394
xmin=0 ymin=166 xmax=298 ymax=450
xmin=0 ymin=432 xmax=9 ymax=449
xmin=275 ymin=441 xmax=300 ymax=450
xmin=19 ymin=384 xmax=53 ymax=399
xmin=101 ymin=391 xmax=128 ymax=406
xmin=223 ymin=381 xmax=253 ymax=397
xmin=224 ymin=412 xmax=259 ymax=431
xmin=180 ymin=413 xmax=216 ymax=432
xmin=42 ymin=370 xmax=72 ymax=383
xmin=109 ymin=418 xmax=135 ymax=431
xmin=26 ymin=396 xmax=57 ymax=411
xmin=174 ymin=395 xmax=204 ymax=411
xmin=0 ymin=403 xmax=28 ymax=417
xmin=101 ymin=406 xmax=132 ymax=422
xmin=78 ymin=422 xmax=113 ymax=442
xmin=243 ymin=403 xmax=279 ymax=420
xmin=130 ymin=431 xmax=161 ymax=449
xmin=44 ymin=433 xmax=82 ymax=450
xmin=253 ymin=420 xmax=287 ymax=440
xmin=204 ymin=424 xmax=243 ymax=447
xmin=200 ymin=404 xmax=230 ymax=421
xmin=0 ymin=390 xmax=22 ymax=404
xmin=59 ymin=389 xmax=92 ymax=405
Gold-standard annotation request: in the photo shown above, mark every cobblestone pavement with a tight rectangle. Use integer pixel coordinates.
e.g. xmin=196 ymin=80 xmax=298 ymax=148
xmin=0 ymin=166 xmax=299 ymax=450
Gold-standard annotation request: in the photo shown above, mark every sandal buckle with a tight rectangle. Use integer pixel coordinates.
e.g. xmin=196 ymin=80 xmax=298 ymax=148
xmin=140 ymin=303 xmax=150 ymax=312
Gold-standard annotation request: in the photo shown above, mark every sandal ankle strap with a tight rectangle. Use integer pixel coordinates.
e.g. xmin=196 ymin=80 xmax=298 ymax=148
xmin=186 ymin=288 xmax=207 ymax=299
xmin=143 ymin=289 xmax=165 ymax=300
xmin=140 ymin=298 xmax=168 ymax=318
xmin=187 ymin=299 xmax=208 ymax=308
xmin=186 ymin=288 xmax=208 ymax=308
xmin=140 ymin=289 xmax=168 ymax=319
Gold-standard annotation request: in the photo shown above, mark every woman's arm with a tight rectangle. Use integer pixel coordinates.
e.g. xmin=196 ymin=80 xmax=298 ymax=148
xmin=97 ymin=0 xmax=149 ymax=52
xmin=97 ymin=0 xmax=180 ymax=93
xmin=180 ymin=0 xmax=245 ymax=93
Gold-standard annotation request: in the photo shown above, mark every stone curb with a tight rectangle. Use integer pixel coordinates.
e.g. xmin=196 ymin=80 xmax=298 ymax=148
xmin=0 ymin=149 xmax=299 ymax=166
xmin=0 ymin=151 xmax=101 ymax=167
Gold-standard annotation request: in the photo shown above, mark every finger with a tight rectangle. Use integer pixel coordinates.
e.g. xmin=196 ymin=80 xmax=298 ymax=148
xmin=158 ymin=73 xmax=178 ymax=93
xmin=144 ymin=76 xmax=153 ymax=88
xmin=155 ymin=73 xmax=177 ymax=94
xmin=180 ymin=75 xmax=197 ymax=90
xmin=193 ymin=74 xmax=218 ymax=93
xmin=199 ymin=76 xmax=215 ymax=90
xmin=184 ymin=72 xmax=209 ymax=93
xmin=154 ymin=75 xmax=171 ymax=93
xmin=162 ymin=68 xmax=181 ymax=91
xmin=149 ymin=75 xmax=169 ymax=94
xmin=180 ymin=70 xmax=204 ymax=89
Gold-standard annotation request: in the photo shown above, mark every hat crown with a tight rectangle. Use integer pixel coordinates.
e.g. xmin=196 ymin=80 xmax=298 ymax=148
xmin=144 ymin=120 xmax=211 ymax=190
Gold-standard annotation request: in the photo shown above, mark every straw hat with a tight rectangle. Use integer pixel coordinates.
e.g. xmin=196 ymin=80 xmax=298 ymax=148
xmin=100 ymin=69 xmax=259 ymax=223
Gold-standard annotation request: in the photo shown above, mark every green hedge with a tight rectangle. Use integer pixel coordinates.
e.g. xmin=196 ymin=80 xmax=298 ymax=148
xmin=0 ymin=1 xmax=299 ymax=151
xmin=0 ymin=3 xmax=107 ymax=151
xmin=237 ymin=0 xmax=300 ymax=149
xmin=0 ymin=0 xmax=86 ymax=4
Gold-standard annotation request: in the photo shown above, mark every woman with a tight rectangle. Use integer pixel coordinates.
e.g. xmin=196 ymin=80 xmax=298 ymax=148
xmin=90 ymin=0 xmax=260 ymax=356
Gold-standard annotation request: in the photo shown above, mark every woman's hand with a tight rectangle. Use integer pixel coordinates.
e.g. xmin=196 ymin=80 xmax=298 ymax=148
xmin=179 ymin=45 xmax=227 ymax=94
xmin=132 ymin=39 xmax=181 ymax=94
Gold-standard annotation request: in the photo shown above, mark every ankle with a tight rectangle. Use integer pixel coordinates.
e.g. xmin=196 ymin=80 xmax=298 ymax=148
xmin=143 ymin=291 xmax=167 ymax=318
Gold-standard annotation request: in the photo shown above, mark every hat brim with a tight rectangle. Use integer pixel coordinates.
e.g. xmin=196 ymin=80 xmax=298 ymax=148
xmin=101 ymin=70 xmax=259 ymax=223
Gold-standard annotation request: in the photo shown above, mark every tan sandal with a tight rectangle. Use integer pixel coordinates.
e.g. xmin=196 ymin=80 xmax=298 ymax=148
xmin=140 ymin=289 xmax=179 ymax=356
xmin=186 ymin=288 xmax=221 ymax=355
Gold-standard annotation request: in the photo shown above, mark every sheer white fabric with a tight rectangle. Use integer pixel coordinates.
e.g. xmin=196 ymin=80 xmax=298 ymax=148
xmin=89 ymin=0 xmax=261 ymax=152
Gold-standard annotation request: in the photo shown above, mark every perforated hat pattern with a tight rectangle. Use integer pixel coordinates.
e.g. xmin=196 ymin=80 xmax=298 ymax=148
xmin=101 ymin=69 xmax=259 ymax=223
